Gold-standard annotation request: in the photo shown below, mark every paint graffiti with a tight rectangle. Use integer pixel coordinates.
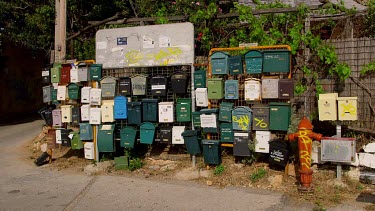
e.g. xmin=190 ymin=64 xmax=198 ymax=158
xmin=126 ymin=48 xmax=183 ymax=66
xmin=232 ymin=115 xmax=250 ymax=130
xmin=298 ymin=131 xmax=312 ymax=169
xmin=340 ymin=102 xmax=356 ymax=117
xmin=254 ymin=117 xmax=268 ymax=128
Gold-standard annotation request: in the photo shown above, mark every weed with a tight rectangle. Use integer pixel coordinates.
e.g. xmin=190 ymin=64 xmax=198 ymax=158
xmin=128 ymin=158 xmax=143 ymax=171
xmin=250 ymin=167 xmax=267 ymax=183
xmin=214 ymin=164 xmax=225 ymax=176
xmin=313 ymin=202 xmax=326 ymax=211
xmin=356 ymin=184 xmax=364 ymax=191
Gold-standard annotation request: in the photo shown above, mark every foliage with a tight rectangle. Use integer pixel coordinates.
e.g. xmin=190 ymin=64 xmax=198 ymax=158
xmin=249 ymin=167 xmax=267 ymax=183
xmin=213 ymin=164 xmax=225 ymax=176
xmin=128 ymin=158 xmax=143 ymax=171
xmin=360 ymin=60 xmax=375 ymax=75
xmin=365 ymin=0 xmax=375 ymax=37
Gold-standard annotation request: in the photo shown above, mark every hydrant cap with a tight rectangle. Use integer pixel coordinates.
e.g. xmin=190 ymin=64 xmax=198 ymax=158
xmin=298 ymin=117 xmax=313 ymax=130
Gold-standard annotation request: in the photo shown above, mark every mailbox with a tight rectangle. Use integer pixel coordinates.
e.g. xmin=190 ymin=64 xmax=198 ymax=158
xmin=70 ymin=66 xmax=79 ymax=83
xmin=51 ymin=65 xmax=61 ymax=83
xmin=192 ymin=111 xmax=201 ymax=128
xmin=229 ymin=55 xmax=243 ymax=75
xmin=42 ymin=67 xmax=50 ymax=84
xmin=39 ymin=106 xmax=54 ymax=126
xmin=60 ymin=63 xmax=71 ymax=84
xmin=202 ymin=140 xmax=221 ymax=165
xmin=181 ymin=130 xmax=201 ymax=155
xmin=57 ymin=85 xmax=67 ymax=101
xmin=142 ymin=99 xmax=158 ymax=122
xmin=150 ymin=76 xmax=167 ymax=96
xmin=194 ymin=69 xmax=206 ymax=88
xmin=232 ymin=106 xmax=252 ymax=131
xmin=89 ymin=107 xmax=101 ymax=125
xmin=172 ymin=126 xmax=185 ymax=145
xmin=233 ymin=132 xmax=252 ymax=157
xmin=42 ymin=86 xmax=53 ymax=103
xmin=68 ymin=83 xmax=81 ymax=100
xmin=80 ymin=123 xmax=93 ymax=140
xmin=78 ymin=63 xmax=88 ymax=81
xmin=89 ymin=64 xmax=102 ymax=81
xmin=318 ymin=93 xmax=338 ymax=121
xmin=81 ymin=104 xmax=90 ymax=121
xmin=158 ymin=102 xmax=174 ymax=123
xmin=46 ymin=129 xmax=57 ymax=149
xmin=269 ymin=102 xmax=291 ymax=131
xmin=61 ymin=105 xmax=73 ymax=123
xmin=55 ymin=129 xmax=62 ymax=144
xmin=131 ymin=75 xmax=147 ymax=95
xmin=263 ymin=50 xmax=291 ymax=73
xmin=127 ymin=102 xmax=142 ymax=125
xmin=171 ymin=73 xmax=188 ymax=94
xmin=140 ymin=122 xmax=156 ymax=144
xmin=195 ymin=88 xmax=208 ymax=107
xmin=61 ymin=129 xmax=73 ymax=147
xmin=278 ymin=79 xmax=294 ymax=99
xmin=70 ymin=132 xmax=83 ymax=150
xmin=84 ymin=142 xmax=94 ymax=159
xmin=245 ymin=50 xmax=263 ymax=74
xmin=90 ymin=88 xmax=102 ymax=106
xmin=101 ymin=100 xmax=114 ymax=123
xmin=118 ymin=77 xmax=132 ymax=96
xmin=255 ymin=131 xmax=270 ymax=153
xmin=225 ymin=80 xmax=238 ymax=99
xmin=101 ymin=76 xmax=117 ymax=97
xmin=210 ymin=51 xmax=229 ymax=75
xmin=72 ymin=106 xmax=80 ymax=124
xmin=114 ymin=96 xmax=127 ymax=119
xmin=338 ymin=97 xmax=358 ymax=121
xmin=81 ymin=87 xmax=91 ymax=104
xmin=220 ymin=123 xmax=234 ymax=143
xmin=159 ymin=126 xmax=172 ymax=144
xmin=262 ymin=77 xmax=279 ymax=99
xmin=52 ymin=109 xmax=62 ymax=126
xmin=218 ymin=102 xmax=233 ymax=122
xmin=200 ymin=108 xmax=219 ymax=133
xmin=176 ymin=98 xmax=191 ymax=122
xmin=120 ymin=127 xmax=137 ymax=148
xmin=207 ymin=78 xmax=224 ymax=99
xmin=244 ymin=78 xmax=261 ymax=101
xmin=52 ymin=88 xmax=59 ymax=104
xmin=252 ymin=105 xmax=269 ymax=130
xmin=269 ymin=140 xmax=290 ymax=166
xmin=97 ymin=124 xmax=115 ymax=152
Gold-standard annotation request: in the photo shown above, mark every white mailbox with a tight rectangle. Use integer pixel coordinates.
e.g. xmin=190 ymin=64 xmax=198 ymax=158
xmin=200 ymin=113 xmax=217 ymax=128
xmin=158 ymin=102 xmax=174 ymax=123
xmin=70 ymin=66 xmax=79 ymax=83
xmin=255 ymin=131 xmax=271 ymax=153
xmin=61 ymin=105 xmax=73 ymax=123
xmin=172 ymin=126 xmax=185 ymax=145
xmin=261 ymin=78 xmax=279 ymax=99
xmin=101 ymin=100 xmax=114 ymax=123
xmin=81 ymin=104 xmax=90 ymax=121
xmin=195 ymin=88 xmax=208 ymax=107
xmin=90 ymin=88 xmax=102 ymax=106
xmin=81 ymin=87 xmax=91 ymax=103
xmin=318 ymin=93 xmax=338 ymax=121
xmin=84 ymin=142 xmax=94 ymax=160
xmin=55 ymin=129 xmax=62 ymax=144
xmin=90 ymin=107 xmax=101 ymax=125
xmin=245 ymin=79 xmax=261 ymax=101
xmin=57 ymin=85 xmax=67 ymax=101
xmin=78 ymin=66 xmax=88 ymax=81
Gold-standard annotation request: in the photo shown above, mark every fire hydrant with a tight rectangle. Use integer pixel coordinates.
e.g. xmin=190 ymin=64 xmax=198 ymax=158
xmin=288 ymin=117 xmax=322 ymax=192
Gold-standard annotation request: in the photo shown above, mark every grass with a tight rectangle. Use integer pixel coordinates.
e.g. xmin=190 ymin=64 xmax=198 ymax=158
xmin=250 ymin=167 xmax=267 ymax=183
xmin=213 ymin=164 xmax=225 ymax=176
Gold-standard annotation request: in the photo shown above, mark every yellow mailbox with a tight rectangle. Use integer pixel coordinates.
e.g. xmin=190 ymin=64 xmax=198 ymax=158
xmin=318 ymin=93 xmax=338 ymax=121
xmin=338 ymin=97 xmax=358 ymax=121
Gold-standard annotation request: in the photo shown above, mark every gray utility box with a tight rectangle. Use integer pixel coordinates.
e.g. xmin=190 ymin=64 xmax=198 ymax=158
xmin=321 ymin=137 xmax=356 ymax=163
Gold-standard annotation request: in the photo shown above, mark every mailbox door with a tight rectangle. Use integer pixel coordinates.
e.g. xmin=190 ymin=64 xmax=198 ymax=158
xmin=131 ymin=76 xmax=147 ymax=95
xmin=158 ymin=102 xmax=174 ymax=123
xmin=232 ymin=107 xmax=252 ymax=131
xmin=229 ymin=55 xmax=243 ymax=75
xmin=57 ymin=85 xmax=67 ymax=101
xmin=72 ymin=107 xmax=80 ymax=124
xmin=42 ymin=86 xmax=53 ymax=103
xmin=81 ymin=87 xmax=91 ymax=103
xmin=252 ymin=105 xmax=270 ymax=130
xmin=225 ymin=80 xmax=238 ymax=100
xmin=42 ymin=68 xmax=50 ymax=84
xmin=81 ymin=105 xmax=90 ymax=121
xmin=80 ymin=123 xmax=93 ymax=140
xmin=101 ymin=103 xmax=114 ymax=123
xmin=171 ymin=73 xmax=187 ymax=94
xmin=84 ymin=142 xmax=94 ymax=159
xmin=263 ymin=50 xmax=290 ymax=73
xmin=278 ymin=79 xmax=294 ymax=99
xmin=318 ymin=98 xmax=337 ymax=121
xmin=159 ymin=126 xmax=172 ymax=144
xmin=150 ymin=76 xmax=167 ymax=96
xmin=255 ymin=131 xmax=271 ymax=153
xmin=89 ymin=108 xmax=101 ymax=125
xmin=118 ymin=77 xmax=131 ymax=96
xmin=61 ymin=105 xmax=72 ymax=123
xmin=211 ymin=52 xmax=229 ymax=75
xmin=60 ymin=64 xmax=71 ymax=84
xmin=101 ymin=83 xmax=116 ymax=97
xmin=97 ymin=125 xmax=115 ymax=152
xmin=90 ymin=88 xmax=102 ymax=105
xmin=261 ymin=78 xmax=279 ymax=99
xmin=78 ymin=66 xmax=88 ymax=81
xmin=70 ymin=67 xmax=79 ymax=83
xmin=52 ymin=109 xmax=62 ymax=126
xmin=114 ymin=96 xmax=127 ymax=119
xmin=51 ymin=67 xmax=61 ymax=83
xmin=245 ymin=50 xmax=263 ymax=74
xmin=233 ymin=132 xmax=252 ymax=157
xmin=195 ymin=88 xmax=208 ymax=107
xmin=218 ymin=102 xmax=233 ymax=122
xmin=269 ymin=102 xmax=290 ymax=131
xmin=194 ymin=69 xmax=206 ymax=88
xmin=220 ymin=123 xmax=234 ymax=143
xmin=207 ymin=78 xmax=223 ymax=99
xmin=89 ymin=64 xmax=102 ymax=81
xmin=244 ymin=80 xmax=261 ymax=101
xmin=68 ymin=84 xmax=80 ymax=100
xmin=172 ymin=126 xmax=185 ymax=145
xmin=127 ymin=102 xmax=142 ymax=125
xmin=55 ymin=129 xmax=62 ymax=144
xmin=176 ymin=99 xmax=191 ymax=122
xmin=192 ymin=112 xmax=201 ymax=128
xmin=142 ymin=99 xmax=158 ymax=122
xmin=338 ymin=97 xmax=358 ymax=121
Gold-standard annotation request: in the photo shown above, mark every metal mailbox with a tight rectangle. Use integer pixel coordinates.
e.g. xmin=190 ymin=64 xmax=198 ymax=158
xmin=80 ymin=123 xmax=93 ymax=140
xmin=321 ymin=137 xmax=356 ymax=163
xmin=131 ymin=75 xmax=147 ymax=96
xmin=202 ymin=140 xmax=221 ymax=165
xmin=159 ymin=126 xmax=172 ymax=144
xmin=42 ymin=67 xmax=50 ymax=84
xmin=255 ymin=131 xmax=271 ymax=153
xmin=55 ymin=129 xmax=62 ymax=144
xmin=101 ymin=100 xmax=114 ymax=123
xmin=233 ymin=132 xmax=252 ymax=157
xmin=172 ymin=126 xmax=185 ymax=145
xmin=140 ymin=122 xmax=156 ymax=144
xmin=171 ymin=73 xmax=188 ymax=94
xmin=97 ymin=124 xmax=115 ymax=152
xmin=61 ymin=105 xmax=73 ymax=123
xmin=72 ymin=106 xmax=80 ymax=125
xmin=262 ymin=50 xmax=291 ymax=73
xmin=68 ymin=83 xmax=81 ymax=100
xmin=142 ymin=99 xmax=158 ymax=122
xmin=338 ymin=97 xmax=358 ymax=121
xmin=57 ymin=85 xmax=67 ymax=101
xmin=252 ymin=105 xmax=270 ymax=130
xmin=195 ymin=88 xmax=208 ymax=107
xmin=51 ymin=66 xmax=61 ymax=83
xmin=220 ymin=123 xmax=234 ymax=143
xmin=118 ymin=77 xmax=131 ymax=96
xmin=51 ymin=88 xmax=59 ymax=104
xmin=194 ymin=69 xmax=206 ymax=88
xmin=278 ymin=79 xmax=294 ymax=99
xmin=245 ymin=50 xmax=263 ymax=74
xmin=70 ymin=66 xmax=79 ymax=83
xmin=60 ymin=64 xmax=71 ymax=84
xmin=114 ymin=96 xmax=127 ymax=120
xmin=40 ymin=106 xmax=54 ymax=126
xmin=127 ymin=102 xmax=142 ymax=125
xmin=176 ymin=98 xmax=191 ymax=122
xmin=81 ymin=87 xmax=91 ymax=103
xmin=269 ymin=102 xmax=291 ymax=131
xmin=89 ymin=107 xmax=101 ymax=125
xmin=150 ymin=76 xmax=167 ymax=97
xmin=90 ymin=88 xmax=101 ymax=106
xmin=81 ymin=104 xmax=90 ymax=121
xmin=232 ymin=106 xmax=252 ymax=131
xmin=46 ymin=129 xmax=57 ymax=149
xmin=89 ymin=64 xmax=102 ymax=81
xmin=84 ymin=142 xmax=94 ymax=159
xmin=210 ymin=51 xmax=229 ymax=75
xmin=61 ymin=129 xmax=73 ymax=147
xmin=70 ymin=132 xmax=83 ymax=150
xmin=52 ymin=109 xmax=62 ymax=127
xmin=101 ymin=76 xmax=117 ymax=97
xmin=229 ymin=55 xmax=243 ymax=75
xmin=192 ymin=111 xmax=201 ymax=128
xmin=158 ymin=102 xmax=174 ymax=123
xmin=318 ymin=93 xmax=338 ymax=121
xmin=262 ymin=77 xmax=279 ymax=99
xmin=78 ymin=63 xmax=88 ymax=81
xmin=120 ymin=127 xmax=137 ymax=148
xmin=182 ymin=130 xmax=201 ymax=155
xmin=269 ymin=140 xmax=289 ymax=166
xmin=207 ymin=78 xmax=224 ymax=99
xmin=219 ymin=102 xmax=233 ymax=122
xmin=200 ymin=108 xmax=219 ymax=133
xmin=244 ymin=78 xmax=261 ymax=101
xmin=225 ymin=80 xmax=239 ymax=100
xmin=42 ymin=85 xmax=53 ymax=103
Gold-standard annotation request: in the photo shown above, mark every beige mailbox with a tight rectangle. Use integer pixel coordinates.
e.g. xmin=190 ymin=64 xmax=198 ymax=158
xmin=338 ymin=97 xmax=358 ymax=121
xmin=57 ymin=85 xmax=67 ymax=101
xmin=81 ymin=104 xmax=90 ymax=121
xmin=81 ymin=87 xmax=91 ymax=104
xmin=61 ymin=105 xmax=73 ymax=123
xmin=244 ymin=78 xmax=261 ymax=101
xmin=90 ymin=88 xmax=102 ymax=106
xmin=70 ymin=66 xmax=79 ymax=83
xmin=101 ymin=100 xmax=114 ymax=123
xmin=318 ymin=93 xmax=338 ymax=121
xmin=90 ymin=107 xmax=101 ymax=125
xmin=195 ymin=88 xmax=208 ymax=107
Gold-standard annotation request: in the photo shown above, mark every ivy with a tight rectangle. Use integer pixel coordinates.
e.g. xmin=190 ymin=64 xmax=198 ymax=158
xmin=360 ymin=60 xmax=375 ymax=75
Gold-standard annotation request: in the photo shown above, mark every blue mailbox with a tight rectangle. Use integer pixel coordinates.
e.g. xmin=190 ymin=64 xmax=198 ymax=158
xmin=79 ymin=123 xmax=93 ymax=141
xmin=210 ymin=51 xmax=229 ymax=75
xmin=232 ymin=106 xmax=253 ymax=131
xmin=225 ymin=80 xmax=239 ymax=100
xmin=114 ymin=96 xmax=127 ymax=119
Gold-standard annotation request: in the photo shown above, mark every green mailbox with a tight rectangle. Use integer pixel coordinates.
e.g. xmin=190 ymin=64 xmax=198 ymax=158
xmin=245 ymin=50 xmax=263 ymax=74
xmin=142 ymin=99 xmax=158 ymax=122
xmin=194 ymin=69 xmax=206 ymax=88
xmin=210 ymin=51 xmax=229 ymax=75
xmin=97 ymin=124 xmax=115 ymax=152
xmin=224 ymin=80 xmax=238 ymax=100
xmin=80 ymin=123 xmax=93 ymax=140
xmin=176 ymin=98 xmax=191 ymax=122
xmin=220 ymin=123 xmax=234 ymax=143
xmin=229 ymin=55 xmax=243 ymax=74
xmin=140 ymin=122 xmax=156 ymax=144
xmin=192 ymin=111 xmax=201 ymax=128
xmin=202 ymin=140 xmax=221 ymax=165
xmin=181 ymin=130 xmax=201 ymax=155
xmin=200 ymin=108 xmax=219 ymax=133
xmin=219 ymin=102 xmax=233 ymax=122
xmin=51 ymin=66 xmax=61 ymax=83
xmin=120 ymin=127 xmax=137 ymax=148
xmin=232 ymin=106 xmax=252 ymax=131
xmin=269 ymin=102 xmax=291 ymax=131
xmin=89 ymin=64 xmax=102 ymax=81
xmin=263 ymin=50 xmax=291 ymax=73
xmin=70 ymin=132 xmax=83 ymax=150
xmin=127 ymin=102 xmax=142 ymax=125
xmin=207 ymin=78 xmax=224 ymax=99
xmin=68 ymin=83 xmax=81 ymax=100
xmin=51 ymin=89 xmax=59 ymax=105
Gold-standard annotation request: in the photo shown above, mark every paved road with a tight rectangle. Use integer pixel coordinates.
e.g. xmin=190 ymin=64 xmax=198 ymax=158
xmin=0 ymin=120 xmax=368 ymax=211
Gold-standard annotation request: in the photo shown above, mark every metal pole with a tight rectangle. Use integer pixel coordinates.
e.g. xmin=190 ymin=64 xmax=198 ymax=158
xmin=59 ymin=0 xmax=67 ymax=62
xmin=54 ymin=0 xmax=60 ymax=63
xmin=336 ymin=124 xmax=342 ymax=180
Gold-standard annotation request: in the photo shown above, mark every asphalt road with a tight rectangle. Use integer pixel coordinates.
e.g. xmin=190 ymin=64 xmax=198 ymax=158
xmin=0 ymin=120 xmax=369 ymax=211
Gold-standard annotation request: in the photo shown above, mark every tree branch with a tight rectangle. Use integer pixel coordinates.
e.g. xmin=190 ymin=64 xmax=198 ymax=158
xmin=349 ymin=75 xmax=375 ymax=114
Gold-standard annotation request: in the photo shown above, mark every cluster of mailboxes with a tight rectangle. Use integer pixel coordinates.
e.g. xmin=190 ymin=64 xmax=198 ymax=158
xmin=318 ymin=93 xmax=358 ymax=121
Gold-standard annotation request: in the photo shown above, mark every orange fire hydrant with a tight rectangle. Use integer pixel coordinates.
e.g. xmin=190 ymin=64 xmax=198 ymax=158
xmin=288 ymin=117 xmax=322 ymax=192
